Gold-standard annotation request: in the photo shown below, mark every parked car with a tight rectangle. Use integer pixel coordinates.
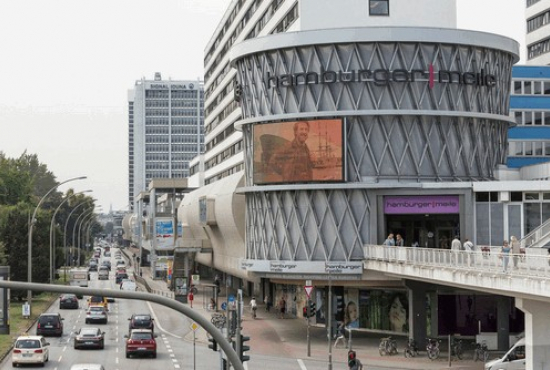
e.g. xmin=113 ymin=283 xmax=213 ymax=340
xmin=12 ymin=335 xmax=50 ymax=367
xmin=59 ymin=294 xmax=79 ymax=309
xmin=484 ymin=338 xmax=525 ymax=370
xmin=85 ymin=306 xmax=108 ymax=324
xmin=36 ymin=313 xmax=64 ymax=337
xmin=125 ymin=329 xmax=157 ymax=358
xmin=128 ymin=314 xmax=154 ymax=333
xmin=73 ymin=327 xmax=105 ymax=349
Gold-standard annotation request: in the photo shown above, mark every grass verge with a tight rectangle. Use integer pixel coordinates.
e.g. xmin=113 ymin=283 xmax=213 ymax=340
xmin=0 ymin=293 xmax=57 ymax=361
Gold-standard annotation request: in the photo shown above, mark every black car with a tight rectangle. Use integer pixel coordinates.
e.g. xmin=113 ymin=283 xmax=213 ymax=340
xmin=36 ymin=313 xmax=64 ymax=337
xmin=59 ymin=294 xmax=79 ymax=309
xmin=128 ymin=314 xmax=154 ymax=333
xmin=74 ymin=327 xmax=105 ymax=349
xmin=115 ymin=273 xmax=128 ymax=284
xmin=88 ymin=263 xmax=98 ymax=272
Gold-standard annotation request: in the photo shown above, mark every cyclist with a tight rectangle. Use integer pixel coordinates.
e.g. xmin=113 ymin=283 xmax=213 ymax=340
xmin=250 ymin=297 xmax=258 ymax=318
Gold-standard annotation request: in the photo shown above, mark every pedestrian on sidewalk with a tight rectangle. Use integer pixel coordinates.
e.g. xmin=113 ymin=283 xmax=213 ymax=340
xmin=208 ymin=298 xmax=216 ymax=311
xmin=278 ymin=296 xmax=286 ymax=319
xmin=250 ymin=297 xmax=258 ymax=319
xmin=264 ymin=295 xmax=271 ymax=312
xmin=188 ymin=291 xmax=194 ymax=308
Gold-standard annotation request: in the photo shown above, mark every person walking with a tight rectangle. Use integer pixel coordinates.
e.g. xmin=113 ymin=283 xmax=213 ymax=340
xmin=264 ymin=295 xmax=271 ymax=312
xmin=510 ymin=235 xmax=520 ymax=269
xmin=500 ymin=240 xmax=511 ymax=273
xmin=278 ymin=296 xmax=286 ymax=319
xmin=250 ymin=297 xmax=258 ymax=319
xmin=463 ymin=238 xmax=475 ymax=266
xmin=451 ymin=235 xmax=462 ymax=264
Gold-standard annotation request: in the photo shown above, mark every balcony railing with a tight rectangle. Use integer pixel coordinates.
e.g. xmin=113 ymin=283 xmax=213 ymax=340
xmin=363 ymin=245 xmax=550 ymax=278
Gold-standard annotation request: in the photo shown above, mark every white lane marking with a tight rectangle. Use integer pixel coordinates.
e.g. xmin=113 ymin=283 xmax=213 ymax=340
xmin=244 ymin=362 xmax=249 ymax=370
xmin=58 ymin=355 xmax=63 ymax=362
xmin=174 ymin=365 xmax=181 ymax=369
xmin=116 ymin=347 xmax=119 ymax=353
xmin=116 ymin=357 xmax=119 ymax=364
xmin=147 ymin=301 xmax=182 ymax=339
xmin=297 ymin=359 xmax=307 ymax=370
xmin=62 ymin=346 xmax=67 ymax=352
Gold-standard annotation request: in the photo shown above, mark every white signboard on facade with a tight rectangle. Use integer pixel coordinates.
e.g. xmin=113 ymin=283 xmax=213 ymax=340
xmin=240 ymin=259 xmax=362 ymax=275
xmin=155 ymin=218 xmax=174 ymax=250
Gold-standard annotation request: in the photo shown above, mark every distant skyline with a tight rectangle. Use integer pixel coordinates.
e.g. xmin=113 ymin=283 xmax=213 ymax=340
xmin=0 ymin=0 xmax=525 ymax=212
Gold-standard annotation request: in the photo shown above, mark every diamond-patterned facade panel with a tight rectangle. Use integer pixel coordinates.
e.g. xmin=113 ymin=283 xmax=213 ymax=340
xmin=246 ymin=190 xmax=371 ymax=262
xmin=237 ymin=41 xmax=514 ymax=116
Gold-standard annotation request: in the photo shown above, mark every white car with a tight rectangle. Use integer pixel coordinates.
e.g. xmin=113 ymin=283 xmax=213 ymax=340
xmin=12 ymin=335 xmax=50 ymax=367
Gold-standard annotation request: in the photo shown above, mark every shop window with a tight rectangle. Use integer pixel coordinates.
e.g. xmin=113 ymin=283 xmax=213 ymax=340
xmin=543 ymin=193 xmax=550 ymax=200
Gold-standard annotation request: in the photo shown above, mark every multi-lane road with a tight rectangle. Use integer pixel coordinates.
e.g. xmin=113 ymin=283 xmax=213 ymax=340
xmin=1 ymin=249 xmax=368 ymax=370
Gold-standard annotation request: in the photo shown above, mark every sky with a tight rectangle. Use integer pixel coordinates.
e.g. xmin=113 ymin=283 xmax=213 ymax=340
xmin=0 ymin=0 xmax=525 ymax=213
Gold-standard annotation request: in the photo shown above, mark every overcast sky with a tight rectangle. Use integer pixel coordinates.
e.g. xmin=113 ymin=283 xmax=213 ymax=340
xmin=0 ymin=0 xmax=525 ymax=212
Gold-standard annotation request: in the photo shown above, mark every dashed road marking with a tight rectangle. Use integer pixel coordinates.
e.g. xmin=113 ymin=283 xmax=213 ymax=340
xmin=297 ymin=359 xmax=307 ymax=370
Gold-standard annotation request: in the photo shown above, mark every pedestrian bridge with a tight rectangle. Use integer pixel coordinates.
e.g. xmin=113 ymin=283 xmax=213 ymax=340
xmin=363 ymin=245 xmax=550 ymax=370
xmin=362 ymin=245 xmax=550 ymax=302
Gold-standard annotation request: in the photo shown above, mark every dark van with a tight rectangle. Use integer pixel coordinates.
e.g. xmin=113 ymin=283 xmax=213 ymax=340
xmin=36 ymin=313 xmax=64 ymax=337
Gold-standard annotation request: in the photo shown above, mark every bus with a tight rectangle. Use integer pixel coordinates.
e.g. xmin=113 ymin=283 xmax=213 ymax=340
xmin=69 ymin=269 xmax=89 ymax=298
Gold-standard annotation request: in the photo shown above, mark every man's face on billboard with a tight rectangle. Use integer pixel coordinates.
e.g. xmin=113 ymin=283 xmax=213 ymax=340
xmin=295 ymin=122 xmax=309 ymax=144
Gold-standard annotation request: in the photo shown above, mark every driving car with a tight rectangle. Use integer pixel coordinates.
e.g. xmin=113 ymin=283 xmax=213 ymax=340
xmin=87 ymin=296 xmax=109 ymax=311
xmin=36 ymin=313 xmax=64 ymax=337
xmin=70 ymin=364 xmax=105 ymax=370
xmin=115 ymin=272 xmax=129 ymax=284
xmin=85 ymin=306 xmax=108 ymax=324
xmin=125 ymin=329 xmax=157 ymax=358
xmin=12 ymin=335 xmax=50 ymax=367
xmin=73 ymin=327 xmax=105 ymax=349
xmin=128 ymin=314 xmax=154 ymax=333
xmin=59 ymin=294 xmax=79 ymax=309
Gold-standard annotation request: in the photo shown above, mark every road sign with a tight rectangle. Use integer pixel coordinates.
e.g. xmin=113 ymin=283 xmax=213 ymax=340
xmin=192 ymin=274 xmax=200 ymax=283
xmin=228 ymin=294 xmax=235 ymax=303
xmin=304 ymin=285 xmax=313 ymax=298
xmin=221 ymin=302 xmax=227 ymax=311
xmin=190 ymin=322 xmax=199 ymax=331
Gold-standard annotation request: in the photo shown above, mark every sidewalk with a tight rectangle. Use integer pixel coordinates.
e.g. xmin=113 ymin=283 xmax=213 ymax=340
xmin=123 ymin=247 xmax=485 ymax=369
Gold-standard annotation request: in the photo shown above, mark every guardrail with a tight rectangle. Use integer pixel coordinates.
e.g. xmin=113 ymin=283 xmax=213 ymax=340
xmin=363 ymin=245 xmax=550 ymax=278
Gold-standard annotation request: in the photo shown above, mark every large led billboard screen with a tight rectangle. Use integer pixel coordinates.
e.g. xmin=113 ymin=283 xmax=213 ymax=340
xmin=253 ymin=119 xmax=344 ymax=184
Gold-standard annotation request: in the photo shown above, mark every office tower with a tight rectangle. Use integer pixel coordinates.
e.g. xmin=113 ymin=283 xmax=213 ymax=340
xmin=128 ymin=72 xmax=204 ymax=208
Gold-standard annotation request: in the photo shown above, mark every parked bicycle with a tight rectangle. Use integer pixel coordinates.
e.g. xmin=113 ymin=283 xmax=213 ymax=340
xmin=426 ymin=338 xmax=441 ymax=360
xmin=379 ymin=336 xmax=398 ymax=356
xmin=404 ymin=338 xmax=419 ymax=358
xmin=211 ymin=313 xmax=226 ymax=329
xmin=473 ymin=340 xmax=489 ymax=362
xmin=451 ymin=336 xmax=464 ymax=360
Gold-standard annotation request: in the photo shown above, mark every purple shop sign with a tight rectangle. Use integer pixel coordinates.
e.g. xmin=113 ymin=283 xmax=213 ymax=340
xmin=384 ymin=195 xmax=460 ymax=214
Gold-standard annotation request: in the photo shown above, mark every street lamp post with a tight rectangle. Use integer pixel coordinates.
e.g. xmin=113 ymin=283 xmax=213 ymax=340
xmin=77 ymin=211 xmax=98 ymax=263
xmin=49 ymin=190 xmax=92 ymax=283
xmin=63 ymin=201 xmax=92 ymax=279
xmin=72 ymin=209 xmax=95 ymax=267
xmin=27 ymin=176 xmax=86 ymax=314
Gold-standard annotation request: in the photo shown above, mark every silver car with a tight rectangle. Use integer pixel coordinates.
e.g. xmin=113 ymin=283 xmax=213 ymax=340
xmin=85 ymin=306 xmax=108 ymax=324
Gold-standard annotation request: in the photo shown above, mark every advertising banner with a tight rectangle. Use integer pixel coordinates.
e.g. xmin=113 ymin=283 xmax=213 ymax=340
xmin=155 ymin=218 xmax=174 ymax=249
xmin=253 ymin=119 xmax=344 ymax=184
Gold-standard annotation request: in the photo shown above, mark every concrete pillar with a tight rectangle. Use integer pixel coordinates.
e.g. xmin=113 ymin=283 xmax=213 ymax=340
xmin=429 ymin=291 xmax=438 ymax=337
xmin=497 ymin=296 xmax=511 ymax=351
xmin=516 ymin=298 xmax=550 ymax=370
xmin=405 ymin=281 xmax=428 ymax=343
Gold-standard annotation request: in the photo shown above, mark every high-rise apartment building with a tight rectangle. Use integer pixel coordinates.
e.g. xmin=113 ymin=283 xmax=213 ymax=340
xmin=128 ymin=73 xmax=204 ymax=208
xmin=526 ymin=0 xmax=550 ymax=65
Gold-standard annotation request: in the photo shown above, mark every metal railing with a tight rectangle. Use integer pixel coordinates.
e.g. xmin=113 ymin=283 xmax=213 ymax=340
xmin=519 ymin=218 xmax=550 ymax=249
xmin=363 ymin=245 xmax=550 ymax=278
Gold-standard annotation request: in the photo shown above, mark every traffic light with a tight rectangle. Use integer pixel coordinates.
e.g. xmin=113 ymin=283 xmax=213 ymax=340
xmin=308 ymin=301 xmax=316 ymax=318
xmin=348 ymin=350 xmax=357 ymax=368
xmin=239 ymin=334 xmax=250 ymax=362
xmin=303 ymin=300 xmax=316 ymax=318
xmin=208 ymin=337 xmax=218 ymax=352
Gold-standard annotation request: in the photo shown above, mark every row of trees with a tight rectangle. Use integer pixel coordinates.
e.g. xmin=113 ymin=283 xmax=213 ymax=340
xmin=0 ymin=152 xmax=100 ymax=299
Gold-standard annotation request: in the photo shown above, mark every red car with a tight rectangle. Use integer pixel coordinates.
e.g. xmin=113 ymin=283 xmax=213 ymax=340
xmin=125 ymin=329 xmax=157 ymax=358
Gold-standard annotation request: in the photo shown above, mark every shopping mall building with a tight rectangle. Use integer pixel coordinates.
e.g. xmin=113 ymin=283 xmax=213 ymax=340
xmin=126 ymin=1 xmax=550 ymax=364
